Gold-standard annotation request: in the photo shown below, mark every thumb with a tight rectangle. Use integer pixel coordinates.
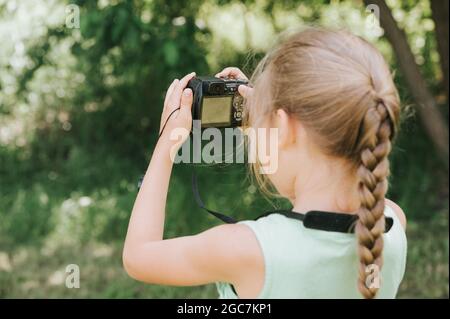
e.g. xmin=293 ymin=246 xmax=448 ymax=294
xmin=238 ymin=85 xmax=252 ymax=98
xmin=180 ymin=88 xmax=193 ymax=116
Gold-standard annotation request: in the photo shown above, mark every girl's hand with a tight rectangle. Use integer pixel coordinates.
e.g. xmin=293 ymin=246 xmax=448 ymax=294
xmin=215 ymin=67 xmax=253 ymax=99
xmin=159 ymin=72 xmax=196 ymax=145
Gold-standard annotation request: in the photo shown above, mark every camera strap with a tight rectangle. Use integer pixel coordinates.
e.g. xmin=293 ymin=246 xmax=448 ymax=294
xmin=191 ymin=173 xmax=394 ymax=234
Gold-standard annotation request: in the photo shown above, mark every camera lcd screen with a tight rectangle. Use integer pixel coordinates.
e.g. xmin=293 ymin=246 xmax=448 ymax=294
xmin=201 ymin=96 xmax=232 ymax=126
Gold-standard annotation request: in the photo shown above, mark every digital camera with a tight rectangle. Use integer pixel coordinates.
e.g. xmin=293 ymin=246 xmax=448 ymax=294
xmin=187 ymin=76 xmax=248 ymax=128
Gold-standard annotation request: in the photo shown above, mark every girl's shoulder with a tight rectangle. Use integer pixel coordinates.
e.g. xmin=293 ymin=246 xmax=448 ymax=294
xmin=385 ymin=198 xmax=407 ymax=230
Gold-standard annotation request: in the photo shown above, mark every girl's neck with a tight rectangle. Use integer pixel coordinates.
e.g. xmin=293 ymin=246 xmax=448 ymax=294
xmin=291 ymin=159 xmax=360 ymax=215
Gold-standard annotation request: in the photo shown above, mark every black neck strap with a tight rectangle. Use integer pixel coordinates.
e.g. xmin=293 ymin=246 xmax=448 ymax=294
xmin=192 ymin=173 xmax=394 ymax=234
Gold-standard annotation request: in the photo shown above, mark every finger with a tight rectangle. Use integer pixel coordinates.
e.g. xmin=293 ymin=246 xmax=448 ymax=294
xmin=164 ymin=79 xmax=179 ymax=109
xmin=238 ymin=84 xmax=252 ymax=98
xmin=169 ymin=72 xmax=195 ymax=105
xmin=216 ymin=67 xmax=238 ymax=77
xmin=215 ymin=67 xmax=248 ymax=80
xmin=179 ymin=88 xmax=193 ymax=117
xmin=168 ymin=72 xmax=195 ymax=110
xmin=178 ymin=71 xmax=196 ymax=89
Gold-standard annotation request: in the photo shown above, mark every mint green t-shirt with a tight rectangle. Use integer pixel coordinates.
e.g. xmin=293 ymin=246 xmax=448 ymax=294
xmin=216 ymin=205 xmax=407 ymax=299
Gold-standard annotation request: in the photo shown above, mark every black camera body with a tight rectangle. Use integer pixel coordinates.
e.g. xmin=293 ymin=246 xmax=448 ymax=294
xmin=187 ymin=76 xmax=248 ymax=128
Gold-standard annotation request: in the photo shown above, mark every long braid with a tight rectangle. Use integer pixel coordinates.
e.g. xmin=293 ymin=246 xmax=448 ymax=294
xmin=355 ymin=98 xmax=393 ymax=299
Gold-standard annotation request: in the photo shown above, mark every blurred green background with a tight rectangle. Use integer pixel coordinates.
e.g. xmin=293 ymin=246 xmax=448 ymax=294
xmin=0 ymin=0 xmax=448 ymax=298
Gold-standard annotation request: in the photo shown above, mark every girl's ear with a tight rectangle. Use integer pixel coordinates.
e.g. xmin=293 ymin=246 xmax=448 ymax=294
xmin=274 ymin=109 xmax=296 ymax=148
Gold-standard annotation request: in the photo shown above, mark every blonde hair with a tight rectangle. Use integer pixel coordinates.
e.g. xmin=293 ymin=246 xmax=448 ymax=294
xmin=246 ymin=28 xmax=400 ymax=298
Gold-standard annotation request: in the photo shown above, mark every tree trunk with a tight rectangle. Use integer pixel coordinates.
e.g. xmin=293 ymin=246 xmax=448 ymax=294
xmin=430 ymin=0 xmax=449 ymax=102
xmin=364 ymin=0 xmax=449 ymax=167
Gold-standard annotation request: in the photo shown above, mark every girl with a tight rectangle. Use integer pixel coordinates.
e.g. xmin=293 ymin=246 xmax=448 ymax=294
xmin=123 ymin=28 xmax=407 ymax=299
